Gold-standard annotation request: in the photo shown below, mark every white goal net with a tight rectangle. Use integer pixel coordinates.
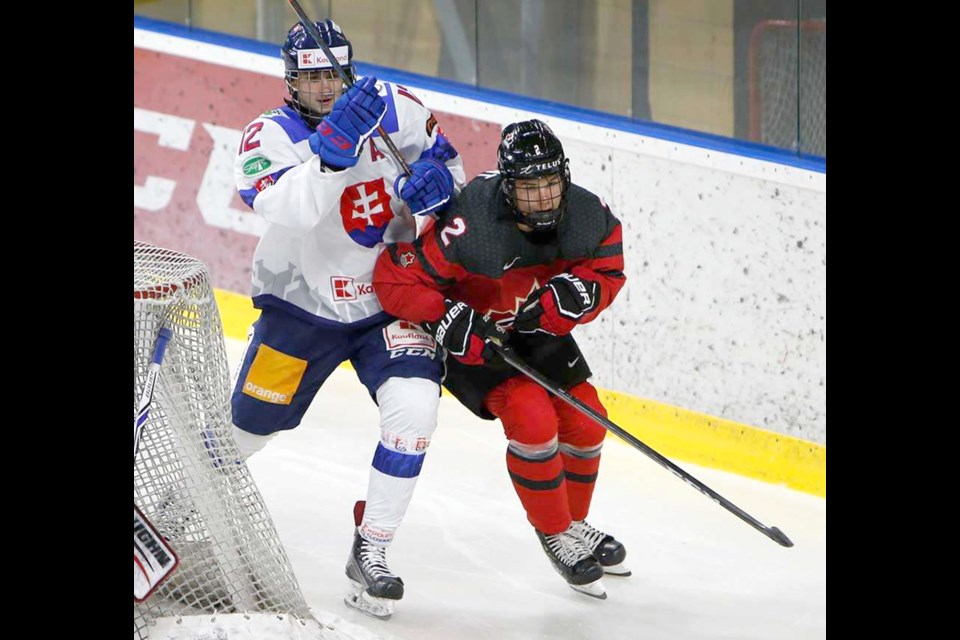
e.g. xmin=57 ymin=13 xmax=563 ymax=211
xmin=133 ymin=241 xmax=339 ymax=640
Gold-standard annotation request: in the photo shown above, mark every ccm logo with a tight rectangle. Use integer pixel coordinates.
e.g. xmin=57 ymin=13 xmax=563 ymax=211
xmin=331 ymin=276 xmax=374 ymax=301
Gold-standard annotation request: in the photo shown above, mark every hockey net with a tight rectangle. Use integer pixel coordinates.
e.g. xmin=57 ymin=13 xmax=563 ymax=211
xmin=748 ymin=19 xmax=826 ymax=157
xmin=134 ymin=241 xmax=335 ymax=639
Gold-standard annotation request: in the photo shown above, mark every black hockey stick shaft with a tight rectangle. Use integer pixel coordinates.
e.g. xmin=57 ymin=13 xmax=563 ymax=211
xmin=488 ymin=343 xmax=794 ymax=547
xmin=285 ymin=0 xmax=412 ymax=176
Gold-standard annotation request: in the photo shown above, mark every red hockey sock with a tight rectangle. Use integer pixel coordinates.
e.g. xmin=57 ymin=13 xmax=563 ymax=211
xmin=560 ymin=452 xmax=600 ymax=521
xmin=506 ymin=447 xmax=571 ymax=534
xmin=487 ymin=377 xmax=572 ymax=535
xmin=554 ymin=382 xmax=608 ymax=521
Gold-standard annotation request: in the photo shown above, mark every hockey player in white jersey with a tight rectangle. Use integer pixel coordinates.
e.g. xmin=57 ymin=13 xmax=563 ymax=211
xmin=230 ymin=19 xmax=466 ymax=619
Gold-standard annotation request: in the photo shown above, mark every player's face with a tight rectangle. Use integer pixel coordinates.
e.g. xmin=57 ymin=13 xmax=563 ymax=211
xmin=293 ymin=69 xmax=344 ymax=115
xmin=513 ymin=174 xmax=564 ymax=215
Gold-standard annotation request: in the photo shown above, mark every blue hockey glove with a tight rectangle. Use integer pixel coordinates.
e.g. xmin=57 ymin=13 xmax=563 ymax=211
xmin=393 ymin=157 xmax=456 ymax=216
xmin=308 ymin=76 xmax=386 ymax=169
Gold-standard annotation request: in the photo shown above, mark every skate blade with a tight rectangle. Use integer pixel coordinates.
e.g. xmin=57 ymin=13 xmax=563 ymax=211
xmin=602 ymin=562 xmax=632 ymax=577
xmin=344 ymin=583 xmax=397 ymax=620
xmin=569 ymin=577 xmax=607 ymax=599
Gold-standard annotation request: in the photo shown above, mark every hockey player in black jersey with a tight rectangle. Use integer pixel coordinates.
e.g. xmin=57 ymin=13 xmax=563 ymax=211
xmin=374 ymin=119 xmax=629 ymax=599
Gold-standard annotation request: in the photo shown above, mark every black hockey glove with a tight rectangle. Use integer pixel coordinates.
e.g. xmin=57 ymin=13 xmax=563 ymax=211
xmin=423 ymin=299 xmax=505 ymax=366
xmin=513 ymin=273 xmax=599 ymax=336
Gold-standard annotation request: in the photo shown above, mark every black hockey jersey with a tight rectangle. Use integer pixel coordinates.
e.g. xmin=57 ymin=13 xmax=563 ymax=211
xmin=373 ymin=173 xmax=626 ymax=419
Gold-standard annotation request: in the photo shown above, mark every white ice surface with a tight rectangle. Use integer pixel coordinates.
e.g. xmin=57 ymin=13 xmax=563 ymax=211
xmin=225 ymin=337 xmax=826 ymax=640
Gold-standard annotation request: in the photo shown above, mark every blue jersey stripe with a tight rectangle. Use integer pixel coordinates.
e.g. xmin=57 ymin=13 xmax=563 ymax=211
xmin=372 ymin=442 xmax=426 ymax=478
xmin=239 ymin=167 xmax=292 ymax=208
xmin=271 ymin=106 xmax=314 ymax=144
xmin=239 ymin=187 xmax=258 ymax=208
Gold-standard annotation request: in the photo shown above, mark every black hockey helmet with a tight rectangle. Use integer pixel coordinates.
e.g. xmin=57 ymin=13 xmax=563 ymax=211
xmin=497 ymin=119 xmax=571 ymax=232
xmin=281 ymin=19 xmax=356 ymax=129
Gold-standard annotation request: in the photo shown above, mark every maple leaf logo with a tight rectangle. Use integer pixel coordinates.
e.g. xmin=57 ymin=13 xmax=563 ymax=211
xmin=486 ymin=278 xmax=541 ymax=329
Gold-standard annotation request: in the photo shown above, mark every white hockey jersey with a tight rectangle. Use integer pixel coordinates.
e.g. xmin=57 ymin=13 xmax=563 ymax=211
xmin=235 ymin=79 xmax=466 ymax=325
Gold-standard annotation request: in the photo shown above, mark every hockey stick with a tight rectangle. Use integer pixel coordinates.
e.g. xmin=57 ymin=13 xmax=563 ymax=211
xmin=133 ymin=296 xmax=183 ymax=603
xmin=133 ymin=296 xmax=184 ymax=601
xmin=285 ymin=0 xmax=412 ymax=176
xmin=134 ymin=322 xmax=174 ymax=461
xmin=487 ymin=342 xmax=795 ymax=548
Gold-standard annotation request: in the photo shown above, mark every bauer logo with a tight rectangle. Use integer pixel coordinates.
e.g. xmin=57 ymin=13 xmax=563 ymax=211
xmin=242 ymin=156 xmax=272 ymax=176
xmin=242 ymin=344 xmax=307 ymax=405
xmin=331 ymin=276 xmax=375 ymax=301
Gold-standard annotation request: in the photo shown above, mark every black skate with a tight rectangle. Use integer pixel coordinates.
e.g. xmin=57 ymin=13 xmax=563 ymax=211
xmin=569 ymin=520 xmax=631 ymax=576
xmin=344 ymin=530 xmax=404 ymax=619
xmin=535 ymin=528 xmax=606 ymax=599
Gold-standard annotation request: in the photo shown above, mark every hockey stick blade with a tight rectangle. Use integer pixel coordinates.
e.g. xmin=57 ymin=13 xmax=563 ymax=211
xmin=767 ymin=527 xmax=794 ymax=547
xmin=489 ymin=342 xmax=794 ymax=548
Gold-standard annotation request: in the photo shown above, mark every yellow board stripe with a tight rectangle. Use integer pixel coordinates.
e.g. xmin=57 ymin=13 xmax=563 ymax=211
xmin=214 ymin=288 xmax=826 ymax=497
xmin=599 ymin=393 xmax=825 ymax=497
xmin=215 ymin=288 xmax=259 ymax=342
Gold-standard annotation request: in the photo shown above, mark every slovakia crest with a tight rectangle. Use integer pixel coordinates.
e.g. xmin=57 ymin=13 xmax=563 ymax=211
xmin=340 ymin=178 xmax=394 ymax=248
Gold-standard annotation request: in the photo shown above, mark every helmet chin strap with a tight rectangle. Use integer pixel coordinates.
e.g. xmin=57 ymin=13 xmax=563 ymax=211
xmin=516 ymin=206 xmax=564 ymax=233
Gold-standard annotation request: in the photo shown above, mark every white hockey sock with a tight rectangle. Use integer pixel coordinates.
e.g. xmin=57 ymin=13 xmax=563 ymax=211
xmin=360 ymin=471 xmax=420 ymax=545
xmin=232 ymin=425 xmax=278 ymax=460
xmin=360 ymin=377 xmax=439 ymax=545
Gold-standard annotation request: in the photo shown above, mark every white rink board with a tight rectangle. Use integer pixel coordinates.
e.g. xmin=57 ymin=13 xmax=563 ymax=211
xmin=135 ymin=27 xmax=827 ymax=443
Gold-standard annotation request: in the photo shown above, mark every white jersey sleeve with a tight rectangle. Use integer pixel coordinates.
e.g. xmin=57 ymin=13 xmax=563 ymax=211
xmin=236 ymin=84 xmax=467 ymax=325
xmin=235 ymin=108 xmax=352 ymax=234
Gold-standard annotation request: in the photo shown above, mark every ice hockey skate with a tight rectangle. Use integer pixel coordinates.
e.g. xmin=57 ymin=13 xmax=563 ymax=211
xmin=570 ymin=519 xmax=631 ymax=576
xmin=536 ymin=528 xmax=607 ymax=599
xmin=344 ymin=531 xmax=404 ymax=619
xmin=344 ymin=501 xmax=404 ymax=620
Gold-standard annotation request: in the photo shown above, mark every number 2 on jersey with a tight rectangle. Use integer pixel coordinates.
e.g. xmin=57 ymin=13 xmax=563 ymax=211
xmin=239 ymin=122 xmax=264 ymax=153
xmin=440 ymin=217 xmax=466 ymax=247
